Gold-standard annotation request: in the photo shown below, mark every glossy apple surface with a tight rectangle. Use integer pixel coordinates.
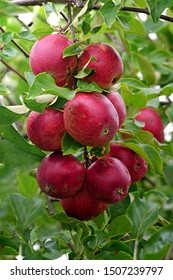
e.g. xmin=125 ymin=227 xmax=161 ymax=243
xmin=78 ymin=43 xmax=123 ymax=89
xmin=86 ymin=157 xmax=131 ymax=203
xmin=61 ymin=183 xmax=108 ymax=221
xmin=27 ymin=108 xmax=66 ymax=151
xmin=30 ymin=34 xmax=77 ymax=87
xmin=108 ymin=142 xmax=148 ymax=184
xmin=135 ymin=107 xmax=164 ymax=143
xmin=64 ymin=92 xmax=119 ymax=147
xmin=36 ymin=151 xmax=85 ymax=199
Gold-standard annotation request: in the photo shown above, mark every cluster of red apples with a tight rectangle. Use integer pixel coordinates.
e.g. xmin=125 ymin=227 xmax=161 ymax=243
xmin=27 ymin=34 xmax=164 ymax=221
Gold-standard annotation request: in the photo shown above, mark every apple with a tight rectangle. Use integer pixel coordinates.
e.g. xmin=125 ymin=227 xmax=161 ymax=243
xmin=64 ymin=92 xmax=119 ymax=147
xmin=26 ymin=108 xmax=66 ymax=151
xmin=86 ymin=157 xmax=131 ymax=204
xmin=135 ymin=107 xmax=164 ymax=143
xmin=36 ymin=151 xmax=85 ymax=199
xmin=107 ymin=91 xmax=126 ymax=128
xmin=60 ymin=183 xmax=108 ymax=221
xmin=29 ymin=34 xmax=77 ymax=87
xmin=108 ymin=142 xmax=148 ymax=184
xmin=77 ymin=43 xmax=123 ymax=89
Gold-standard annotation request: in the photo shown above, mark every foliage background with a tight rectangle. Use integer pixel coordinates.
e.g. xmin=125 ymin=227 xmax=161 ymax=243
xmin=0 ymin=0 xmax=173 ymax=260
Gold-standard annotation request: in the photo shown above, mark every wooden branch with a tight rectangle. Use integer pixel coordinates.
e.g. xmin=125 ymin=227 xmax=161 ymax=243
xmin=1 ymin=59 xmax=27 ymax=82
xmin=11 ymin=0 xmax=75 ymax=5
xmin=11 ymin=0 xmax=173 ymax=23
xmin=0 ymin=26 xmax=29 ymax=58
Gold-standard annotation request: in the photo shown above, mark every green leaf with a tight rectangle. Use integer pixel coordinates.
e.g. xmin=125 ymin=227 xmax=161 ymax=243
xmin=7 ymin=193 xmax=44 ymax=232
xmin=77 ymin=80 xmax=103 ymax=93
xmin=0 ymin=125 xmax=44 ymax=169
xmin=107 ymin=215 xmax=131 ymax=237
xmin=0 ymin=235 xmax=18 ymax=250
xmin=62 ymin=133 xmax=83 ymax=155
xmin=121 ymin=85 xmax=147 ymax=108
xmin=137 ymin=54 xmax=155 ymax=85
xmin=121 ymin=141 xmax=163 ymax=175
xmin=0 ymin=106 xmax=25 ymax=125
xmin=127 ymin=190 xmax=166 ymax=242
xmin=118 ymin=13 xmax=146 ymax=36
xmin=16 ymin=172 xmax=39 ymax=199
xmin=142 ymin=224 xmax=173 ymax=259
xmin=120 ymin=78 xmax=147 ymax=89
xmin=100 ymin=0 xmax=120 ymax=28
xmin=27 ymin=73 xmax=76 ymax=101
xmin=30 ymin=25 xmax=54 ymax=40
xmin=63 ymin=41 xmax=83 ymax=57
xmin=0 ymin=246 xmax=18 ymax=256
xmin=146 ymin=0 xmax=173 ymax=22
xmin=0 ymin=83 xmax=10 ymax=95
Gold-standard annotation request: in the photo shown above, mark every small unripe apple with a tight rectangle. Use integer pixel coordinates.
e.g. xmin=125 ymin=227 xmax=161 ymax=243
xmin=36 ymin=151 xmax=85 ymax=199
xmin=64 ymin=92 xmax=119 ymax=147
xmin=60 ymin=183 xmax=108 ymax=221
xmin=27 ymin=108 xmax=66 ymax=151
xmin=135 ymin=107 xmax=164 ymax=143
xmin=86 ymin=157 xmax=131 ymax=204
xmin=108 ymin=142 xmax=148 ymax=184
xmin=78 ymin=43 xmax=123 ymax=89
xmin=29 ymin=34 xmax=77 ymax=87
xmin=107 ymin=91 xmax=126 ymax=128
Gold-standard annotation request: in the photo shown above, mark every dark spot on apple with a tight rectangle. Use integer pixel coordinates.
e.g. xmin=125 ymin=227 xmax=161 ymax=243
xmin=103 ymin=128 xmax=109 ymax=135
xmin=135 ymin=163 xmax=141 ymax=170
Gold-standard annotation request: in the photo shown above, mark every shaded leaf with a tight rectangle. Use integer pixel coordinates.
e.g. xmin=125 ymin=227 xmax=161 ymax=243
xmin=142 ymin=224 xmax=173 ymax=259
xmin=146 ymin=0 xmax=173 ymax=22
xmin=127 ymin=190 xmax=167 ymax=242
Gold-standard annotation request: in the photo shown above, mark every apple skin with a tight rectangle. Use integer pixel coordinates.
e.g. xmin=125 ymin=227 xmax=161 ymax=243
xmin=86 ymin=157 xmax=131 ymax=204
xmin=108 ymin=142 xmax=148 ymax=184
xmin=64 ymin=92 xmax=119 ymax=147
xmin=60 ymin=183 xmax=108 ymax=221
xmin=107 ymin=91 xmax=126 ymax=128
xmin=36 ymin=151 xmax=85 ymax=199
xmin=77 ymin=43 xmax=123 ymax=89
xmin=135 ymin=107 xmax=164 ymax=143
xmin=26 ymin=108 xmax=66 ymax=151
xmin=29 ymin=34 xmax=77 ymax=87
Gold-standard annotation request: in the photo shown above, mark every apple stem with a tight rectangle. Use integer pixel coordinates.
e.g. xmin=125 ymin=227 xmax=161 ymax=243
xmin=83 ymin=147 xmax=90 ymax=169
xmin=67 ymin=3 xmax=76 ymax=42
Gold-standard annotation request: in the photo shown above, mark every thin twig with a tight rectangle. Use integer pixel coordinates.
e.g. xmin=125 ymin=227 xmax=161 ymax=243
xmin=11 ymin=1 xmax=173 ymax=23
xmin=1 ymin=59 xmax=27 ymax=82
xmin=68 ymin=3 xmax=76 ymax=42
xmin=0 ymin=26 xmax=29 ymax=58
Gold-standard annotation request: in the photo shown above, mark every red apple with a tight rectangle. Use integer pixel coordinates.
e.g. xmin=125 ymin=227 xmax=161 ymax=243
xmin=77 ymin=43 xmax=123 ymax=89
xmin=60 ymin=183 xmax=108 ymax=221
xmin=36 ymin=151 xmax=85 ymax=199
xmin=27 ymin=108 xmax=66 ymax=151
xmin=108 ymin=142 xmax=148 ymax=184
xmin=86 ymin=157 xmax=131 ymax=204
xmin=29 ymin=34 xmax=77 ymax=87
xmin=135 ymin=107 xmax=164 ymax=143
xmin=64 ymin=92 xmax=119 ymax=147
xmin=107 ymin=91 xmax=126 ymax=128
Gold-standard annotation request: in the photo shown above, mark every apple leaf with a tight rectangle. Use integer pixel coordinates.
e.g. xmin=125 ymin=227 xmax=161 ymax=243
xmin=100 ymin=0 xmax=121 ymax=28
xmin=0 ymin=83 xmax=10 ymax=95
xmin=127 ymin=190 xmax=167 ymax=242
xmin=0 ymin=125 xmax=44 ymax=169
xmin=77 ymin=80 xmax=103 ymax=93
xmin=146 ymin=0 xmax=173 ymax=22
xmin=27 ymin=73 xmax=76 ymax=100
xmin=121 ymin=141 xmax=163 ymax=175
xmin=63 ymin=41 xmax=84 ymax=57
xmin=141 ymin=224 xmax=173 ymax=259
xmin=0 ymin=106 xmax=24 ymax=125
xmin=62 ymin=133 xmax=84 ymax=155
